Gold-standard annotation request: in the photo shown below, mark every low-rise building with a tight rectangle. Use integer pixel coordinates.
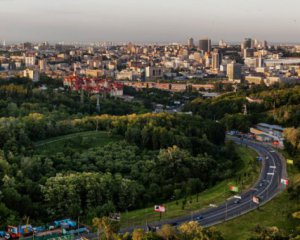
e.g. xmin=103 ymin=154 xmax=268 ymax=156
xmin=23 ymin=69 xmax=40 ymax=82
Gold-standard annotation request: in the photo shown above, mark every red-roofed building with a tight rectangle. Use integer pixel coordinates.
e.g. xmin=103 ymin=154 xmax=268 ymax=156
xmin=64 ymin=76 xmax=123 ymax=97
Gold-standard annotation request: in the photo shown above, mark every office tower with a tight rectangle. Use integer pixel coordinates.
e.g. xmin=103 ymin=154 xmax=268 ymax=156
xmin=261 ymin=40 xmax=268 ymax=49
xmin=241 ymin=38 xmax=253 ymax=50
xmin=253 ymin=39 xmax=259 ymax=48
xmin=199 ymin=38 xmax=211 ymax=52
xmin=188 ymin=37 xmax=194 ymax=48
xmin=227 ymin=62 xmax=242 ymax=81
xmin=212 ymin=50 xmax=220 ymax=70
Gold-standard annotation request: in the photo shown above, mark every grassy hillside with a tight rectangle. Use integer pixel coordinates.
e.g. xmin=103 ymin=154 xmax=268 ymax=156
xmin=35 ymin=131 xmax=120 ymax=154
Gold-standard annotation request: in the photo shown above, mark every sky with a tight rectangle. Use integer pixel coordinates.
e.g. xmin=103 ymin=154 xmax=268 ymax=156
xmin=0 ymin=0 xmax=300 ymax=43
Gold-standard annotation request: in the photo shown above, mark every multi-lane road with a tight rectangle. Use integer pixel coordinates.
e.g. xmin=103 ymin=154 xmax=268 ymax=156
xmin=118 ymin=137 xmax=287 ymax=233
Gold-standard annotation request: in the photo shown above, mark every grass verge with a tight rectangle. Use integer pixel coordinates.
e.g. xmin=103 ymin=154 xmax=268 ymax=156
xmin=216 ymin=175 xmax=300 ymax=240
xmin=216 ymin=150 xmax=300 ymax=240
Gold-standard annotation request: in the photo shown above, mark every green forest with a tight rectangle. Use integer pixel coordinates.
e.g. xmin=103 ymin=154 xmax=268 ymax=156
xmin=0 ymin=77 xmax=242 ymax=226
xmin=0 ymin=77 xmax=300 ymax=239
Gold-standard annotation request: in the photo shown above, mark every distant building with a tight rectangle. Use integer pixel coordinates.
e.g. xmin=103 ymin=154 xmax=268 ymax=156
xmin=261 ymin=40 xmax=268 ymax=49
xmin=241 ymin=38 xmax=253 ymax=50
xmin=199 ymin=38 xmax=211 ymax=53
xmin=219 ymin=39 xmax=227 ymax=48
xmin=116 ymin=70 xmax=141 ymax=81
xmin=145 ymin=66 xmax=164 ymax=80
xmin=244 ymin=58 xmax=258 ymax=68
xmin=86 ymin=69 xmax=105 ymax=77
xmin=25 ymin=56 xmax=36 ymax=67
xmin=64 ymin=76 xmax=123 ymax=97
xmin=188 ymin=38 xmax=194 ymax=48
xmin=23 ymin=69 xmax=40 ymax=82
xmin=211 ymin=50 xmax=220 ymax=71
xmin=245 ymin=75 xmax=263 ymax=85
xmin=39 ymin=59 xmax=47 ymax=71
xmin=227 ymin=62 xmax=242 ymax=81
xmin=257 ymin=56 xmax=264 ymax=68
xmin=243 ymin=48 xmax=254 ymax=58
xmin=264 ymin=76 xmax=300 ymax=86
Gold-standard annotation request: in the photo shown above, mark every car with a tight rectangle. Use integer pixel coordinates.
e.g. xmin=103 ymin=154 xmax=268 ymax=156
xmin=234 ymin=199 xmax=241 ymax=204
xmin=195 ymin=215 xmax=204 ymax=220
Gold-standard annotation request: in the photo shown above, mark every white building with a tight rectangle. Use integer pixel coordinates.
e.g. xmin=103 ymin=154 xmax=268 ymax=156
xmin=145 ymin=66 xmax=164 ymax=80
xmin=25 ymin=56 xmax=36 ymax=67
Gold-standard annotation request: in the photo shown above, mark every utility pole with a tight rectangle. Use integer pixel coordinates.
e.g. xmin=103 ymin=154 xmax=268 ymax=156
xmin=225 ymin=200 xmax=228 ymax=220
xmin=96 ymin=93 xmax=100 ymax=113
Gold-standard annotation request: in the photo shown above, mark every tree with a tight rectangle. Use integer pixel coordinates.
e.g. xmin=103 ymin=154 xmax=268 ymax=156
xmin=284 ymin=128 xmax=300 ymax=150
xmin=93 ymin=216 xmax=120 ymax=240
xmin=156 ymin=224 xmax=177 ymax=240
xmin=178 ymin=221 xmax=204 ymax=240
xmin=132 ymin=229 xmax=146 ymax=240
xmin=178 ymin=221 xmax=224 ymax=240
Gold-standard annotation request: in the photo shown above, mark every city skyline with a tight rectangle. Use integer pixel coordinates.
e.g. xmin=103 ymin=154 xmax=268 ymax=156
xmin=0 ymin=0 xmax=300 ymax=43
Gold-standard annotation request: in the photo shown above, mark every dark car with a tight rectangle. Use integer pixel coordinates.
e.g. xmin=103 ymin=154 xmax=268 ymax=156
xmin=195 ymin=215 xmax=204 ymax=220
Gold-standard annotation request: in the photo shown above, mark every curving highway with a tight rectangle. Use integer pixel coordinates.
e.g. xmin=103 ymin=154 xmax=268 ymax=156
xmin=118 ymin=137 xmax=287 ymax=233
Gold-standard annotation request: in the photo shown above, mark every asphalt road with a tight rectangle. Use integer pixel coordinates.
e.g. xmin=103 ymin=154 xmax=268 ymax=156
xmin=85 ymin=137 xmax=287 ymax=237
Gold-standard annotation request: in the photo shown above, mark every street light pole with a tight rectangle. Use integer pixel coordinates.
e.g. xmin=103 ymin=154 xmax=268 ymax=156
xmin=225 ymin=200 xmax=228 ymax=221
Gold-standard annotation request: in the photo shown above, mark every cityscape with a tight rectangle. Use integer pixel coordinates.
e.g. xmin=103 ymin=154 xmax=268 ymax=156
xmin=0 ymin=0 xmax=300 ymax=240
xmin=2 ymin=37 xmax=300 ymax=88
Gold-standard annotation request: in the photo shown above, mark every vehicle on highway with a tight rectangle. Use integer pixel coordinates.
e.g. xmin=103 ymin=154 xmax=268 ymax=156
xmin=195 ymin=215 xmax=204 ymax=220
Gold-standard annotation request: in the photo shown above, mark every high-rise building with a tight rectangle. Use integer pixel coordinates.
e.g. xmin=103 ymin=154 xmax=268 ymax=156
xmin=211 ymin=50 xmax=220 ymax=70
xmin=188 ymin=38 xmax=194 ymax=48
xmin=261 ymin=40 xmax=268 ymax=49
xmin=241 ymin=38 xmax=253 ymax=50
xmin=199 ymin=38 xmax=211 ymax=53
xmin=227 ymin=62 xmax=242 ymax=81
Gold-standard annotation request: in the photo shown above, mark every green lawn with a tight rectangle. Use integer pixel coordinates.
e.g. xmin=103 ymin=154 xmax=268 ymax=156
xmin=34 ymin=131 xmax=120 ymax=154
xmin=120 ymin=145 xmax=259 ymax=228
xmin=217 ymin=173 xmax=300 ymax=240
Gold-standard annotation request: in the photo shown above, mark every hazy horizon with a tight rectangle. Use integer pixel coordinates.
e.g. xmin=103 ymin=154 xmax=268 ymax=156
xmin=1 ymin=0 xmax=300 ymax=43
